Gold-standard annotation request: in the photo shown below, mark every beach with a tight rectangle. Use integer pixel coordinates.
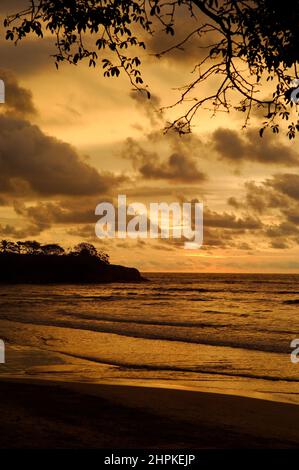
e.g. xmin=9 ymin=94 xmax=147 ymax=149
xmin=1 ymin=274 xmax=299 ymax=448
xmin=1 ymin=378 xmax=299 ymax=448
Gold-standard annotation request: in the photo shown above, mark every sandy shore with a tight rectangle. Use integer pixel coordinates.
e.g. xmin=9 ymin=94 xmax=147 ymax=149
xmin=0 ymin=378 xmax=299 ymax=448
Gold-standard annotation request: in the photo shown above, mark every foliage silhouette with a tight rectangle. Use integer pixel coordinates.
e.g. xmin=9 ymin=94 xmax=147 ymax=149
xmin=0 ymin=239 xmax=143 ymax=283
xmin=4 ymin=0 xmax=299 ymax=138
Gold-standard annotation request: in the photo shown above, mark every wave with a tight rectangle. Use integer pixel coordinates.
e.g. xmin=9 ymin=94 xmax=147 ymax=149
xmin=276 ymin=291 xmax=299 ymax=295
xmin=55 ymin=350 xmax=299 ymax=383
xmin=60 ymin=310 xmax=228 ymax=328
xmin=2 ymin=315 xmax=291 ymax=354
xmin=61 ymin=311 xmax=297 ymax=335
xmin=148 ymin=287 xmax=213 ymax=292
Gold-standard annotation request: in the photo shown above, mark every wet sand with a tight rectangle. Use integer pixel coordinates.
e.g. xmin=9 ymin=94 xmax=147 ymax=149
xmin=0 ymin=378 xmax=299 ymax=448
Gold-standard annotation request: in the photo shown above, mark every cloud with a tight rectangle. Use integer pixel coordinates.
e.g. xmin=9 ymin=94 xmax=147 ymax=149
xmin=159 ymin=196 xmax=264 ymax=250
xmin=201 ymin=208 xmax=262 ymax=249
xmin=0 ymin=196 xmax=8 ymax=206
xmin=266 ymin=221 xmax=299 ymax=238
xmin=0 ymin=38 xmax=57 ymax=76
xmin=14 ymin=199 xmax=98 ymax=226
xmin=203 ymin=227 xmax=235 ymax=248
xmin=212 ymin=128 xmax=299 ymax=166
xmin=227 ymin=196 xmax=241 ymax=209
xmin=7 ymin=197 xmax=109 ymax=240
xmin=0 ymin=114 xmax=120 ymax=196
xmin=67 ymin=224 xmax=96 ymax=241
xmin=224 ymin=176 xmax=299 ymax=250
xmin=243 ymin=181 xmax=289 ymax=214
xmin=139 ymin=152 xmax=206 ymax=183
xmin=284 ymin=209 xmax=299 ymax=225
xmin=129 ymin=88 xmax=203 ymax=153
xmin=0 ymin=2 xmax=57 ymax=76
xmin=264 ymin=221 xmax=298 ymax=249
xmin=123 ymin=137 xmax=206 ymax=183
xmin=270 ymin=239 xmax=290 ymax=249
xmin=130 ymin=90 xmax=162 ymax=127
xmin=266 ymin=173 xmax=299 ymax=200
xmin=125 ymin=85 xmax=207 ymax=185
xmin=0 ymin=68 xmax=36 ymax=115
xmin=204 ymin=209 xmax=262 ymax=230
xmin=0 ymin=71 xmax=130 ymax=240
xmin=0 ymin=0 xmax=27 ymax=14
xmin=0 ymin=220 xmax=48 ymax=238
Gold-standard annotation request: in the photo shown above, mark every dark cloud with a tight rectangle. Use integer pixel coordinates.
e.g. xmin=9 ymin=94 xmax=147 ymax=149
xmin=0 ymin=68 xmax=36 ymax=115
xmin=244 ymin=181 xmax=288 ymax=214
xmin=213 ymin=128 xmax=244 ymax=160
xmin=204 ymin=208 xmax=262 ymax=230
xmin=225 ymin=176 xmax=299 ymax=249
xmin=203 ymin=227 xmax=235 ymax=248
xmin=67 ymin=224 xmax=96 ymax=241
xmin=16 ymin=196 xmax=157 ymax=239
xmin=227 ymin=196 xmax=241 ymax=209
xmin=124 ymin=185 xmax=204 ymax=199
xmin=130 ymin=90 xmax=162 ymax=127
xmin=15 ymin=199 xmax=98 ymax=226
xmin=139 ymin=152 xmax=206 ymax=183
xmin=123 ymin=137 xmax=206 ymax=183
xmin=265 ymin=221 xmax=299 ymax=238
xmin=0 ymin=114 xmax=120 ymax=196
xmin=270 ymin=239 xmax=290 ymax=249
xmin=0 ymin=196 xmax=9 ymax=206
xmin=161 ymin=196 xmax=264 ymax=250
xmin=129 ymin=90 xmax=203 ymax=153
xmin=0 ymin=0 xmax=56 ymax=76
xmin=126 ymin=84 xmax=207 ymax=185
xmin=266 ymin=174 xmax=299 ymax=200
xmin=212 ymin=128 xmax=299 ymax=166
xmin=284 ymin=208 xmax=299 ymax=225
xmin=0 ymin=38 xmax=57 ymax=76
xmin=0 ymin=0 xmax=27 ymax=14
xmin=0 ymin=221 xmax=47 ymax=238
xmin=237 ymin=242 xmax=253 ymax=251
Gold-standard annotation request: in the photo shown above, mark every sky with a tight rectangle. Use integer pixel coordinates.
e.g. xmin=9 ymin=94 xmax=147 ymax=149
xmin=0 ymin=1 xmax=299 ymax=272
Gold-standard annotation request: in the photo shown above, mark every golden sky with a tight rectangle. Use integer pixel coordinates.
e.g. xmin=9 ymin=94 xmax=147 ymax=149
xmin=1 ymin=0 xmax=299 ymax=272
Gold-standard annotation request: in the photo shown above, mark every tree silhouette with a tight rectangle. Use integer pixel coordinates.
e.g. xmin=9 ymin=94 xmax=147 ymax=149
xmin=0 ymin=240 xmax=143 ymax=283
xmin=17 ymin=241 xmax=30 ymax=254
xmin=97 ymin=251 xmax=110 ymax=265
xmin=21 ymin=240 xmax=42 ymax=254
xmin=71 ymin=242 xmax=110 ymax=264
xmin=72 ymin=242 xmax=99 ymax=257
xmin=0 ymin=239 xmax=110 ymax=264
xmin=41 ymin=244 xmax=65 ymax=255
xmin=4 ymin=0 xmax=299 ymax=138
xmin=0 ymin=240 xmax=18 ymax=253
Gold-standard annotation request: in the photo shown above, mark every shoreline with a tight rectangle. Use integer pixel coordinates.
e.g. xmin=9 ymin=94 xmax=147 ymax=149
xmin=0 ymin=377 xmax=299 ymax=448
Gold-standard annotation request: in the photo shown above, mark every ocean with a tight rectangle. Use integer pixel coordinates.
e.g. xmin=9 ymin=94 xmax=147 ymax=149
xmin=0 ymin=273 xmax=299 ymax=404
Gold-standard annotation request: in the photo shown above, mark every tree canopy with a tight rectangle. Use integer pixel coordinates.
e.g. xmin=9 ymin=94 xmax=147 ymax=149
xmin=0 ymin=239 xmax=110 ymax=264
xmin=4 ymin=0 xmax=299 ymax=138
